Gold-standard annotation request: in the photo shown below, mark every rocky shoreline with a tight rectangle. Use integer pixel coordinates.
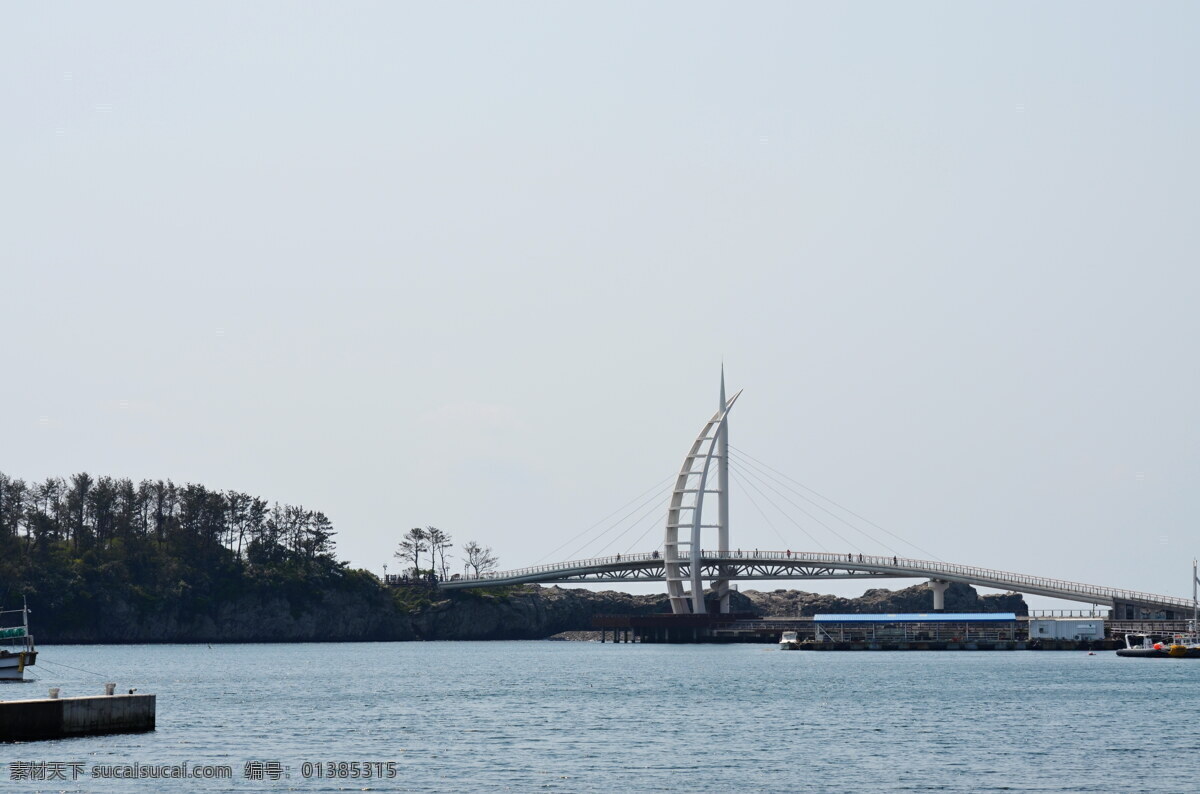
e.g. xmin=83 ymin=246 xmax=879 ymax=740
xmin=35 ymin=579 xmax=1025 ymax=644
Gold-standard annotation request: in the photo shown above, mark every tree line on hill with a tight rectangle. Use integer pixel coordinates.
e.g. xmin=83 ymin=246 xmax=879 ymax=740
xmin=0 ymin=472 xmax=337 ymax=573
xmin=0 ymin=471 xmax=364 ymax=632
xmin=0 ymin=469 xmax=510 ymax=639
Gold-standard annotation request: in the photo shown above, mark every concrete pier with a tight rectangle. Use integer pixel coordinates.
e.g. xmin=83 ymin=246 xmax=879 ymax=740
xmin=928 ymin=579 xmax=950 ymax=611
xmin=0 ymin=693 xmax=156 ymax=742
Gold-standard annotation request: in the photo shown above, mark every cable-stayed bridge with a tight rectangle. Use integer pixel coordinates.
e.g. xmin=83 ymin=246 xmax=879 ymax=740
xmin=440 ymin=549 xmax=1194 ymax=617
xmin=440 ymin=373 xmax=1195 ymax=621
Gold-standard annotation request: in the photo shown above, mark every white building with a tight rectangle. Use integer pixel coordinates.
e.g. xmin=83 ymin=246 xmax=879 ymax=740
xmin=1028 ymin=618 xmax=1105 ymax=641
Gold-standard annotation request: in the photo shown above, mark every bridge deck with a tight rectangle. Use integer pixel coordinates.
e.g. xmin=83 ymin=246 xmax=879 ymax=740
xmin=440 ymin=550 xmax=1193 ymax=612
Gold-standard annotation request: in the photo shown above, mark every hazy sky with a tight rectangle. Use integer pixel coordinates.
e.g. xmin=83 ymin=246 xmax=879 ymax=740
xmin=3 ymin=2 xmax=1197 ymax=608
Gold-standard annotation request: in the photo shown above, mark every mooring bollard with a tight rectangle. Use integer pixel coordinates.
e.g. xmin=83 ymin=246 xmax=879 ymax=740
xmin=49 ymin=688 xmax=60 ymax=699
xmin=105 ymin=683 xmax=116 ymax=696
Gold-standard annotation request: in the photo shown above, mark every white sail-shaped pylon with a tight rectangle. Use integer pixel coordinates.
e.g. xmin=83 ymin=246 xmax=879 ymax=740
xmin=663 ymin=389 xmax=741 ymax=614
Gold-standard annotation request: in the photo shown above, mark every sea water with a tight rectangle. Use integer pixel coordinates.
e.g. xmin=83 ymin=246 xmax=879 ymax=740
xmin=4 ymin=642 xmax=1199 ymax=792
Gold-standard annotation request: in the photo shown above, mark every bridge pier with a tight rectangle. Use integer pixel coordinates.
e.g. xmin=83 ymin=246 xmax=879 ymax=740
xmin=929 ymin=579 xmax=949 ymax=612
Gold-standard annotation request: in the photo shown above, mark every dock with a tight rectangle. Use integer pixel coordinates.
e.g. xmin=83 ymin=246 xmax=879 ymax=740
xmin=592 ymin=613 xmax=1123 ymax=650
xmin=0 ymin=692 xmax=156 ymax=742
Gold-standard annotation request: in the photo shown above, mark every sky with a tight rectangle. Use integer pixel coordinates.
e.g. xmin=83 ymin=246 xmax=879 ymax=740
xmin=3 ymin=2 xmax=1198 ymax=610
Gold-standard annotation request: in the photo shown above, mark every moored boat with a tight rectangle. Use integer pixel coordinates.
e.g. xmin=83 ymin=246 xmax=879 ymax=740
xmin=0 ymin=600 xmax=36 ymax=681
xmin=779 ymin=630 xmax=801 ymax=650
xmin=1118 ymin=561 xmax=1200 ymax=658
xmin=1116 ymin=633 xmax=1200 ymax=659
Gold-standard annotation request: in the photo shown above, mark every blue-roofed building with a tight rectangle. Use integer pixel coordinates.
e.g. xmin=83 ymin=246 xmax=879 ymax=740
xmin=812 ymin=613 xmax=1019 ymax=643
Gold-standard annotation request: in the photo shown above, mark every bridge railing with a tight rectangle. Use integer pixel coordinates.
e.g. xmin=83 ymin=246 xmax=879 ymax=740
xmin=752 ymin=550 xmax=1194 ymax=609
xmin=450 ymin=549 xmax=1193 ymax=608
xmin=1027 ymin=610 xmax=1106 ymax=618
xmin=459 ymin=551 xmax=663 ymax=583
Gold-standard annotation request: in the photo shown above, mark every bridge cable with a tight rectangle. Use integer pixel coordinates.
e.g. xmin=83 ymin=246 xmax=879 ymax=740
xmin=729 ymin=465 xmax=854 ymax=552
xmin=562 ymin=488 xmax=668 ymax=562
xmin=730 ymin=469 xmax=828 ymax=552
xmin=730 ymin=450 xmax=886 ymax=553
xmin=531 ymin=473 xmax=676 ymax=565
xmin=729 ymin=462 xmax=873 ymax=556
xmin=584 ymin=492 xmax=671 ymax=559
xmin=622 ymin=508 xmax=671 ymax=556
xmin=728 ymin=446 xmax=943 ymax=561
xmin=561 ymin=484 xmax=672 ymax=562
xmin=729 ymin=444 xmax=943 ymax=561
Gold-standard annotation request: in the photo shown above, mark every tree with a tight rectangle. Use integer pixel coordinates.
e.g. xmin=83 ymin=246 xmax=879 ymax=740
xmin=425 ymin=527 xmax=453 ymax=579
xmin=27 ymin=478 xmax=63 ymax=552
xmin=236 ymin=496 xmax=267 ymax=562
xmin=300 ymin=511 xmax=336 ymax=564
xmin=65 ymin=472 xmax=93 ymax=552
xmin=395 ymin=527 xmax=428 ymax=576
xmin=147 ymin=480 xmax=177 ymax=545
xmin=0 ymin=474 xmax=26 ymax=546
xmin=87 ymin=476 xmax=119 ymax=547
xmin=462 ymin=541 xmax=498 ymax=578
xmin=113 ymin=477 xmax=141 ymax=544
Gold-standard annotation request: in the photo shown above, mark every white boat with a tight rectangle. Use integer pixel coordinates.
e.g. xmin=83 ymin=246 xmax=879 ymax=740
xmin=779 ymin=630 xmax=801 ymax=650
xmin=0 ymin=600 xmax=36 ymax=681
xmin=1117 ymin=562 xmax=1200 ymax=658
xmin=1116 ymin=632 xmax=1200 ymax=659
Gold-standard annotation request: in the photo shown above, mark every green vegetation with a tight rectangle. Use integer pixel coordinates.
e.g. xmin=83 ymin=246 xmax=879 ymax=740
xmin=0 ymin=471 xmax=513 ymax=641
xmin=0 ymin=471 xmax=357 ymax=635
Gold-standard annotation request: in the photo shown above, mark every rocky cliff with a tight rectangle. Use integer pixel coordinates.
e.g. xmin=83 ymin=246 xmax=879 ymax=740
xmin=740 ymin=580 xmax=1028 ymax=617
xmin=408 ymin=586 xmax=669 ymax=640
xmin=36 ymin=581 xmax=665 ymax=643
xmin=36 ymin=579 xmax=1026 ymax=643
xmin=37 ymin=575 xmax=414 ymax=643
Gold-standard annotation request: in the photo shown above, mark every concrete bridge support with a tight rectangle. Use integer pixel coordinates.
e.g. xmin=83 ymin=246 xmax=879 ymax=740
xmin=929 ymin=579 xmax=949 ymax=611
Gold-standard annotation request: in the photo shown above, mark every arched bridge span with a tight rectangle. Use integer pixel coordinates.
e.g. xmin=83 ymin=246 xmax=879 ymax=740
xmin=440 ymin=549 xmax=1192 ymax=614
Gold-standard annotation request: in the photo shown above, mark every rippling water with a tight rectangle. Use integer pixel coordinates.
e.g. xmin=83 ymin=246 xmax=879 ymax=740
xmin=5 ymin=642 xmax=1200 ymax=792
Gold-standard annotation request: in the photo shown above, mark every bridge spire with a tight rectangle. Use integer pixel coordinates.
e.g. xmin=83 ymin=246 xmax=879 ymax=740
xmin=663 ymin=374 xmax=740 ymax=615
xmin=715 ymin=367 xmax=731 ymax=613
